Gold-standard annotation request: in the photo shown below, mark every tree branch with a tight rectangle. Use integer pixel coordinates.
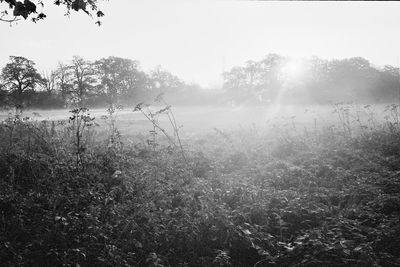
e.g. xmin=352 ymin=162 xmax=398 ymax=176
xmin=0 ymin=17 xmax=20 ymax=23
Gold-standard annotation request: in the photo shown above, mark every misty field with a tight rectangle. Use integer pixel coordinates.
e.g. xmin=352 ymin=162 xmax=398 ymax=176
xmin=0 ymin=104 xmax=390 ymax=135
xmin=1 ymin=103 xmax=400 ymax=266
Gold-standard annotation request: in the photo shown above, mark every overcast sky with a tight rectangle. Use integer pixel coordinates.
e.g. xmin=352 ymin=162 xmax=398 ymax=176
xmin=1 ymin=1 xmax=399 ymax=87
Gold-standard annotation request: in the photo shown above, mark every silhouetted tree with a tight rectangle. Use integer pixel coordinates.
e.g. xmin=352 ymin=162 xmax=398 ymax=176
xmin=150 ymin=66 xmax=183 ymax=92
xmin=54 ymin=63 xmax=74 ymax=106
xmin=0 ymin=56 xmax=44 ymax=112
xmin=27 ymin=70 xmax=65 ymax=109
xmin=95 ymin=57 xmax=148 ymax=107
xmin=67 ymin=56 xmax=98 ymax=106
xmin=149 ymin=66 xmax=184 ymax=102
xmin=223 ymin=54 xmax=286 ymax=104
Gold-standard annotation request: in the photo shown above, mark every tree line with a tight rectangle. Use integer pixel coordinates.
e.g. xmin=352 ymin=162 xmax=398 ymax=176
xmin=223 ymin=54 xmax=400 ymax=105
xmin=1 ymin=54 xmax=399 ymax=112
xmin=0 ymin=55 xmax=212 ymax=112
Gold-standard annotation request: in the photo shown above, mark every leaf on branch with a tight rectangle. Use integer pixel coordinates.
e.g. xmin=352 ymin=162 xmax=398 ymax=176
xmin=11 ymin=0 xmax=36 ymax=19
xmin=71 ymin=0 xmax=87 ymax=12
xmin=6 ymin=0 xmax=17 ymax=8
xmin=24 ymin=0 xmax=36 ymax=13
xmin=37 ymin=12 xmax=46 ymax=19
xmin=13 ymin=2 xmax=28 ymax=19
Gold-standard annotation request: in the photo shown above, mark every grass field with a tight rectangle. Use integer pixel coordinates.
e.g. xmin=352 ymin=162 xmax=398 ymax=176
xmin=0 ymin=103 xmax=390 ymax=136
xmin=1 ymin=103 xmax=399 ymax=266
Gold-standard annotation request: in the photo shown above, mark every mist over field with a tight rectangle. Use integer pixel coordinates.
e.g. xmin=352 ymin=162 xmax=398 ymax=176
xmin=0 ymin=103 xmax=393 ymax=136
xmin=1 ymin=1 xmax=400 ymax=267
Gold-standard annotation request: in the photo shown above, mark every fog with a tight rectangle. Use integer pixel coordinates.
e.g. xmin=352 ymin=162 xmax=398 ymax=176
xmin=0 ymin=103 xmax=393 ymax=139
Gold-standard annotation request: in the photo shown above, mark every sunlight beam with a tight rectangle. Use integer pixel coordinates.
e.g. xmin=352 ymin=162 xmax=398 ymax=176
xmin=280 ymin=59 xmax=306 ymax=80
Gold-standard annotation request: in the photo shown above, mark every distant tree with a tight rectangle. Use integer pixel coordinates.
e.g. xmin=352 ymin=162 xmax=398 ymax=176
xmin=67 ymin=56 xmax=98 ymax=106
xmin=257 ymin=54 xmax=287 ymax=101
xmin=54 ymin=63 xmax=74 ymax=105
xmin=0 ymin=56 xmax=44 ymax=112
xmin=223 ymin=54 xmax=286 ymax=104
xmin=95 ymin=57 xmax=148 ymax=107
xmin=27 ymin=70 xmax=65 ymax=109
xmin=0 ymin=0 xmax=105 ymax=25
xmin=223 ymin=54 xmax=400 ymax=105
xmin=150 ymin=66 xmax=184 ymax=97
xmin=223 ymin=66 xmax=248 ymax=103
xmin=378 ymin=65 xmax=400 ymax=102
xmin=42 ymin=70 xmax=57 ymax=93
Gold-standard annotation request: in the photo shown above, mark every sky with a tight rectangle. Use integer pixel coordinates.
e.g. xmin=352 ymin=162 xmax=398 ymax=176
xmin=1 ymin=0 xmax=400 ymax=88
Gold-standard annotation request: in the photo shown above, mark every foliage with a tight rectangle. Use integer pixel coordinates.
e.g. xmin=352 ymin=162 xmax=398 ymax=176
xmin=1 ymin=104 xmax=400 ymax=266
xmin=68 ymin=107 xmax=96 ymax=165
xmin=223 ymin=54 xmax=400 ymax=105
xmin=95 ymin=56 xmax=149 ymax=107
xmin=66 ymin=56 xmax=99 ymax=106
xmin=2 ymin=54 xmax=399 ymax=111
xmin=0 ymin=56 xmax=44 ymax=112
xmin=0 ymin=55 xmax=192 ymax=110
xmin=0 ymin=0 xmax=104 ymax=24
xmin=134 ymin=95 xmax=186 ymax=162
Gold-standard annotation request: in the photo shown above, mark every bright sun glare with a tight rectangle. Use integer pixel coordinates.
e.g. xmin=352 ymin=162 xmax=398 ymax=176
xmin=280 ymin=60 xmax=305 ymax=80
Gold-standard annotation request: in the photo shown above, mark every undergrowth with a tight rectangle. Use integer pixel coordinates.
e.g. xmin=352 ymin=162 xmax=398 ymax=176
xmin=0 ymin=103 xmax=400 ymax=266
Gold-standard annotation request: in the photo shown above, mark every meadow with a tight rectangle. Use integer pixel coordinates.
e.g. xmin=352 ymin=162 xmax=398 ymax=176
xmin=0 ymin=103 xmax=399 ymax=266
xmin=0 ymin=104 xmax=388 ymax=136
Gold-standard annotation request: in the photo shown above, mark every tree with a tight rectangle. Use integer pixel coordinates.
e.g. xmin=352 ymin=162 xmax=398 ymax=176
xmin=54 ymin=63 xmax=74 ymax=105
xmin=150 ymin=66 xmax=184 ymax=94
xmin=222 ymin=54 xmax=400 ymax=105
xmin=223 ymin=54 xmax=286 ymax=104
xmin=67 ymin=56 xmax=98 ymax=106
xmin=47 ymin=57 xmax=98 ymax=107
xmin=42 ymin=70 xmax=57 ymax=93
xmin=0 ymin=0 xmax=105 ymax=24
xmin=377 ymin=65 xmax=400 ymax=102
xmin=96 ymin=57 xmax=148 ymax=107
xmin=0 ymin=56 xmax=44 ymax=112
xmin=222 ymin=66 xmax=248 ymax=103
xmin=27 ymin=69 xmax=65 ymax=109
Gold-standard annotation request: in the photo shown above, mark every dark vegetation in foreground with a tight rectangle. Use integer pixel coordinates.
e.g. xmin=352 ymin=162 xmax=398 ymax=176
xmin=1 ymin=104 xmax=400 ymax=266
